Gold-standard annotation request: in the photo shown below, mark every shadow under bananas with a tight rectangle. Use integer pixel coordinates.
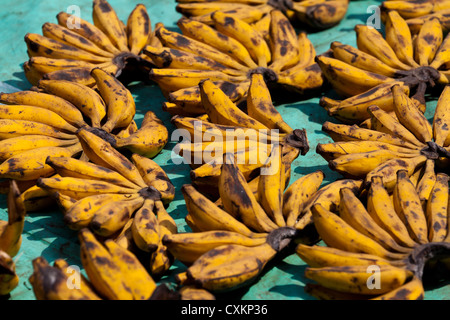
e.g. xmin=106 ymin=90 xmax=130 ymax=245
xmin=4 ymin=69 xmax=32 ymax=92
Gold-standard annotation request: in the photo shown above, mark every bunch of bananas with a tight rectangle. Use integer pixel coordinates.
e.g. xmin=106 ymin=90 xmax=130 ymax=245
xmin=0 ymin=180 xmax=26 ymax=296
xmin=34 ymin=127 xmax=177 ymax=277
xmin=317 ymin=84 xmax=450 ymax=194
xmin=175 ymin=0 xmax=350 ymax=30
xmin=146 ymin=10 xmax=323 ymax=115
xmin=381 ymin=0 xmax=450 ymax=34
xmin=159 ymin=143 xmax=362 ymax=292
xmin=23 ymin=0 xmax=159 ymax=87
xmin=171 ymin=74 xmax=310 ymax=198
xmin=317 ymin=10 xmax=450 ymax=124
xmin=0 ymin=67 xmax=168 ymax=210
xmin=297 ymin=169 xmax=450 ymax=300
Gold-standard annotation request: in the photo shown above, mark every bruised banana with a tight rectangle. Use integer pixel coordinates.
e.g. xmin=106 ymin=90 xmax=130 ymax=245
xmin=24 ymin=0 xmax=157 ymax=86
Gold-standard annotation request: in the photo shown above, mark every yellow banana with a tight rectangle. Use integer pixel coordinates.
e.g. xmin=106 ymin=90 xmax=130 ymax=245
xmin=29 ymin=257 xmax=100 ymax=300
xmin=257 ymin=144 xmax=286 ymax=227
xmin=416 ymin=159 xmax=436 ymax=202
xmin=295 ymin=32 xmax=316 ymax=69
xmin=219 ymin=153 xmax=278 ymax=233
xmin=211 ymin=11 xmax=271 ymax=67
xmin=163 ymin=230 xmax=267 ymax=266
xmin=179 ymin=286 xmax=216 ymax=300
xmin=315 ymin=55 xmax=393 ymax=97
xmin=41 ymin=22 xmax=114 ymax=58
xmin=393 ymin=169 xmax=429 ymax=244
xmin=0 ymin=144 xmax=81 ymax=181
xmin=0 ymin=180 xmax=26 ymax=257
xmin=305 ymin=264 xmax=412 ymax=295
xmin=426 ymin=173 xmax=449 ymax=242
xmin=415 ymin=18 xmax=443 ymax=66
xmin=276 ymin=61 xmax=324 ymax=95
xmin=76 ymin=127 xmax=147 ymax=188
xmin=0 ymin=119 xmax=75 ymax=140
xmin=54 ymin=191 xmax=77 ymax=212
xmin=90 ymin=68 xmax=135 ymax=133
xmin=184 ymin=243 xmax=277 ymax=292
xmin=385 ymin=10 xmax=418 ymax=68
xmin=0 ymin=90 xmax=87 ymax=128
xmin=296 ymin=244 xmax=394 ymax=269
xmin=114 ymin=110 xmax=168 ymax=158
xmin=430 ymin=30 xmax=450 ymax=70
xmin=181 ymin=184 xmax=260 ymax=238
xmin=283 ymin=170 xmax=324 ymax=227
xmin=56 ymin=11 xmax=120 ymax=55
xmin=38 ymin=79 xmax=106 ymax=128
xmin=131 ymin=198 xmax=159 ymax=252
xmin=176 ymin=18 xmax=258 ymax=69
xmin=199 ymin=79 xmax=268 ymax=130
xmin=92 ymin=0 xmax=128 ymax=52
xmin=433 ymin=85 xmax=450 ymax=146
xmin=338 ymin=188 xmax=411 ymax=254
xmin=366 ymin=176 xmax=418 ymax=248
xmin=246 ymin=73 xmax=293 ymax=133
xmin=126 ymin=4 xmax=151 ymax=55
xmin=63 ymin=193 xmax=139 ymax=230
xmin=311 ymin=203 xmax=405 ymax=260
xmin=371 ymin=275 xmax=424 ymax=300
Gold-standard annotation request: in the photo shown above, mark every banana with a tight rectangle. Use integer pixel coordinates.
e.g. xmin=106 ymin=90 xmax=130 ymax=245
xmin=219 ymin=153 xmax=278 ymax=233
xmin=131 ymin=198 xmax=159 ymax=252
xmin=56 ymin=11 xmax=120 ymax=55
xmin=295 ymin=32 xmax=316 ymax=69
xmin=0 ymin=144 xmax=81 ymax=181
xmin=54 ymin=191 xmax=77 ymax=212
xmin=36 ymin=176 xmax=137 ymax=200
xmin=426 ymin=173 xmax=449 ymax=242
xmin=304 ymin=283 xmax=372 ymax=300
xmin=0 ymin=119 xmax=75 ymax=140
xmin=41 ymin=22 xmax=114 ymax=58
xmin=355 ymin=24 xmax=411 ymax=71
xmin=92 ymin=0 xmax=128 ymax=52
xmin=393 ymin=170 xmax=429 ymax=244
xmin=291 ymin=0 xmax=349 ymax=30
xmin=430 ymin=30 xmax=450 ymax=70
xmin=176 ymin=17 xmax=258 ymax=69
xmin=0 ymin=250 xmax=18 ymax=296
xmin=45 ymin=156 xmax=141 ymax=190
xmin=391 ymin=85 xmax=432 ymax=144
xmin=296 ymin=244 xmax=394 ymax=269
xmin=0 ymin=180 xmax=26 ymax=257
xmin=126 ymin=4 xmax=151 ymax=55
xmin=131 ymin=153 xmax=175 ymax=205
xmin=415 ymin=18 xmax=443 ymax=66
xmin=0 ymin=135 xmax=78 ymax=162
xmin=155 ymin=25 xmax=248 ymax=71
xmin=149 ymin=200 xmax=178 ymax=277
xmin=211 ymin=11 xmax=271 ymax=67
xmin=304 ymin=264 xmax=412 ymax=295
xmin=416 ymin=159 xmax=436 ymax=202
xmin=268 ymin=10 xmax=299 ymax=72
xmin=79 ymin=228 xmax=156 ymax=300
xmin=366 ymin=176 xmax=418 ymax=249
xmin=385 ymin=10 xmax=418 ymax=68
xmin=184 ymin=243 xmax=277 ymax=292
xmin=330 ymin=41 xmax=398 ymax=77
xmin=371 ymin=275 xmax=424 ymax=300
xmin=0 ymin=90 xmax=87 ymax=128
xmin=381 ymin=1 xmax=435 ymax=20
xmin=179 ymin=286 xmax=216 ymax=300
xmin=433 ymin=85 xmax=450 ymax=146
xmin=315 ymin=55 xmax=393 ymax=97
xmin=311 ymin=203 xmax=405 ymax=260
xmin=76 ymin=127 xmax=147 ymax=188
xmin=283 ymin=170 xmax=324 ymax=227
xmin=114 ymin=111 xmax=169 ymax=158
xmin=181 ymin=184 xmax=260 ymax=238
xmin=295 ymin=179 xmax=363 ymax=231
xmin=338 ymin=188 xmax=411 ymax=254
xmin=64 ymin=193 xmax=139 ymax=230
xmin=25 ymin=33 xmax=110 ymax=63
xmin=29 ymin=257 xmax=100 ymax=300
xmin=38 ymin=79 xmax=106 ymax=128
xmin=257 ymin=144 xmax=286 ymax=227
xmin=199 ymin=79 xmax=268 ymax=130
xmin=163 ymin=230 xmax=267 ymax=266
xmin=90 ymin=68 xmax=135 ymax=133
xmin=246 ymin=73 xmax=293 ymax=133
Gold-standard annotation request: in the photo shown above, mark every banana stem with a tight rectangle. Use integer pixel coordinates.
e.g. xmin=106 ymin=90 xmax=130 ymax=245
xmin=420 ymin=141 xmax=450 ymax=160
xmin=405 ymin=242 xmax=450 ymax=281
xmin=267 ymin=0 xmax=294 ymax=13
xmin=284 ymin=129 xmax=310 ymax=155
xmin=266 ymin=226 xmax=300 ymax=252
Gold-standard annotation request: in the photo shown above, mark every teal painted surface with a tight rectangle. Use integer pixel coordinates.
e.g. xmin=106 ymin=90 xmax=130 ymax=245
xmin=0 ymin=0 xmax=448 ymax=300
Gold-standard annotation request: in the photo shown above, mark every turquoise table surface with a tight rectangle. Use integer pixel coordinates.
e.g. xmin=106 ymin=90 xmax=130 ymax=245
xmin=0 ymin=0 xmax=449 ymax=300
